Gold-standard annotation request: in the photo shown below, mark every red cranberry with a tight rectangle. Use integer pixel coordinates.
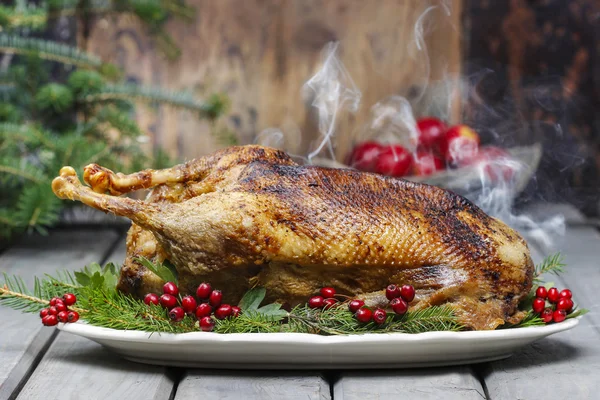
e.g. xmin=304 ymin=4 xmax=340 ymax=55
xmin=320 ymin=287 xmax=336 ymax=298
xmin=49 ymin=297 xmax=62 ymax=306
xmin=57 ymin=311 xmax=69 ymax=323
xmin=557 ymin=298 xmax=574 ymax=312
xmin=200 ymin=316 xmax=215 ymax=332
xmin=231 ymin=306 xmax=242 ymax=317
xmin=559 ymin=289 xmax=572 ymax=300
xmin=373 ymin=308 xmax=387 ymax=325
xmin=163 ymin=282 xmax=179 ymax=296
xmin=541 ymin=308 xmax=553 ymax=323
xmin=159 ymin=294 xmax=178 ymax=309
xmin=62 ymin=293 xmax=77 ymax=306
xmin=400 ymin=285 xmax=416 ymax=302
xmin=48 ymin=306 xmax=58 ymax=316
xmin=169 ymin=307 xmax=185 ymax=322
xmin=308 ymin=296 xmax=325 ymax=309
xmin=532 ymin=297 xmax=546 ymax=314
xmin=348 ymin=299 xmax=365 ymax=313
xmin=67 ymin=311 xmax=79 ymax=323
xmin=547 ymin=287 xmax=560 ymax=304
xmin=209 ymin=290 xmax=223 ymax=307
xmin=215 ymin=304 xmax=233 ymax=320
xmin=323 ymin=298 xmax=338 ymax=309
xmin=390 ymin=298 xmax=408 ymax=315
xmin=181 ymin=296 xmax=197 ymax=313
xmin=355 ymin=308 xmax=373 ymax=323
xmin=553 ymin=309 xmax=567 ymax=323
xmin=195 ymin=303 xmax=212 ymax=319
xmin=535 ymin=286 xmax=547 ymax=299
xmin=42 ymin=315 xmax=58 ymax=326
xmin=39 ymin=308 xmax=50 ymax=318
xmin=55 ymin=302 xmax=67 ymax=313
xmin=196 ymin=282 xmax=212 ymax=299
xmin=144 ymin=293 xmax=160 ymax=306
xmin=385 ymin=284 xmax=401 ymax=300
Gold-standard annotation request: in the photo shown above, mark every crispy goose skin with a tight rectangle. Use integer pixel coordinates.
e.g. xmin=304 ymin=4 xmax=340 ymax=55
xmin=52 ymin=145 xmax=534 ymax=330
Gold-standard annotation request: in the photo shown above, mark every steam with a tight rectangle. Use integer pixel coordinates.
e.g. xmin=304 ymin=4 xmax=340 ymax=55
xmin=468 ymin=157 xmax=565 ymax=248
xmin=303 ymin=42 xmax=361 ymax=163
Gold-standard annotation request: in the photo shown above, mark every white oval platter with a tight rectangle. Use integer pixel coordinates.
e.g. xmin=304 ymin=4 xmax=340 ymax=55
xmin=58 ymin=317 xmax=578 ymax=369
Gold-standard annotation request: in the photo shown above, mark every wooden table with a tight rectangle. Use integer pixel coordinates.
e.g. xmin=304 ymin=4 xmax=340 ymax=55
xmin=1 ymin=204 xmax=599 ymax=400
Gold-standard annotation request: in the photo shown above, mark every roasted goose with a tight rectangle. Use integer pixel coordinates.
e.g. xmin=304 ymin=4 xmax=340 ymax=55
xmin=52 ymin=145 xmax=534 ymax=330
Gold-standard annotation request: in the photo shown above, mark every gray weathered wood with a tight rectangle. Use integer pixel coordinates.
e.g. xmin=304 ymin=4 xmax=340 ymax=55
xmin=14 ymin=231 xmax=177 ymax=400
xmin=483 ymin=204 xmax=600 ymax=399
xmin=0 ymin=229 xmax=119 ymax=399
xmin=334 ymin=367 xmax=486 ymax=400
xmin=17 ymin=334 xmax=175 ymax=400
xmin=175 ymin=371 xmax=331 ymax=400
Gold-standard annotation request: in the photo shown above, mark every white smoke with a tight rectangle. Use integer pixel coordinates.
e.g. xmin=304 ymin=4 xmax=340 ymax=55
xmin=303 ymin=42 xmax=361 ymax=163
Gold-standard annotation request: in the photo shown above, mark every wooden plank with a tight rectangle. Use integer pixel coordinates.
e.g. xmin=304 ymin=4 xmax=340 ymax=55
xmin=334 ymin=367 xmax=486 ymax=400
xmin=0 ymin=229 xmax=119 ymax=400
xmin=175 ymin=371 xmax=331 ymax=400
xmin=15 ymin=231 xmax=177 ymax=400
xmin=17 ymin=335 xmax=175 ymax=400
xmin=482 ymin=204 xmax=600 ymax=399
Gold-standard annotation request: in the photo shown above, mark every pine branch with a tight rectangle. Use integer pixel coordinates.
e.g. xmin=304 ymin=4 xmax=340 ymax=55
xmin=0 ymin=163 xmax=45 ymax=183
xmin=0 ymin=34 xmax=104 ymax=70
xmin=80 ymin=288 xmax=196 ymax=333
xmin=388 ymin=306 xmax=463 ymax=333
xmin=83 ymin=84 xmax=226 ymax=117
xmin=0 ymin=5 xmax=47 ymax=30
xmin=0 ymin=123 xmax=56 ymax=149
xmin=534 ymin=253 xmax=565 ymax=284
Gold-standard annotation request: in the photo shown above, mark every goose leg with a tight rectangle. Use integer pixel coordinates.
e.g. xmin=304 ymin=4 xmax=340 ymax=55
xmin=52 ymin=166 xmax=161 ymax=230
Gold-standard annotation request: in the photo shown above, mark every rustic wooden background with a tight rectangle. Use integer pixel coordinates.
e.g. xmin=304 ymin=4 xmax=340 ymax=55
xmin=83 ymin=0 xmax=462 ymax=162
xmin=81 ymin=0 xmax=599 ymax=215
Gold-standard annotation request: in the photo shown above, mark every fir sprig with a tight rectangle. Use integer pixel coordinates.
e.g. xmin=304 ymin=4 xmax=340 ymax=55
xmin=533 ymin=253 xmax=566 ymax=284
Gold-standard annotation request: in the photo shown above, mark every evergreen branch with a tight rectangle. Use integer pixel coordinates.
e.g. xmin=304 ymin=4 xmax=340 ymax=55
xmin=388 ymin=306 xmax=463 ymax=333
xmin=0 ymin=164 xmax=44 ymax=183
xmin=0 ymin=35 xmax=103 ymax=70
xmin=0 ymin=123 xmax=57 ymax=149
xmin=0 ymin=5 xmax=47 ymax=30
xmin=80 ymin=288 xmax=196 ymax=333
xmin=83 ymin=84 xmax=226 ymax=116
xmin=534 ymin=253 xmax=565 ymax=284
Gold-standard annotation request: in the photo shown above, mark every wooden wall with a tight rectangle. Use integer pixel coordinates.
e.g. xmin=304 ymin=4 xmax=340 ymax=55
xmin=84 ymin=0 xmax=463 ymax=162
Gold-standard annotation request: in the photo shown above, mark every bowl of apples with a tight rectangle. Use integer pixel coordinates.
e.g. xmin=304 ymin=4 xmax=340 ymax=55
xmin=343 ymin=117 xmax=542 ymax=197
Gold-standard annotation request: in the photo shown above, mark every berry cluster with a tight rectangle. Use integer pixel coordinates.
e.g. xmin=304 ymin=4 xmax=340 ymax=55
xmin=308 ymin=287 xmax=339 ymax=310
xmin=143 ymin=282 xmax=241 ymax=332
xmin=532 ymin=286 xmax=574 ymax=324
xmin=308 ymin=284 xmax=415 ymax=326
xmin=39 ymin=293 xmax=79 ymax=327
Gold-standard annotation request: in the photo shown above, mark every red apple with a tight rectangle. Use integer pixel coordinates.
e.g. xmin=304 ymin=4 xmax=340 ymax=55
xmin=375 ymin=145 xmax=413 ymax=177
xmin=416 ymin=117 xmax=447 ymax=148
xmin=413 ymin=150 xmax=445 ymax=176
xmin=346 ymin=141 xmax=383 ymax=172
xmin=442 ymin=125 xmax=480 ymax=166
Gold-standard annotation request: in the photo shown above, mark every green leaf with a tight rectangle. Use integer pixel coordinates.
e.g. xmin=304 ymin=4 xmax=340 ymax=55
xmin=134 ymin=257 xmax=177 ymax=285
xmin=256 ymin=303 xmax=287 ymax=319
xmin=90 ymin=271 xmax=104 ymax=289
xmin=238 ymin=287 xmax=266 ymax=312
xmin=74 ymin=271 xmax=91 ymax=287
xmin=566 ymin=308 xmax=588 ymax=320
xmin=102 ymin=269 xmax=117 ymax=293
